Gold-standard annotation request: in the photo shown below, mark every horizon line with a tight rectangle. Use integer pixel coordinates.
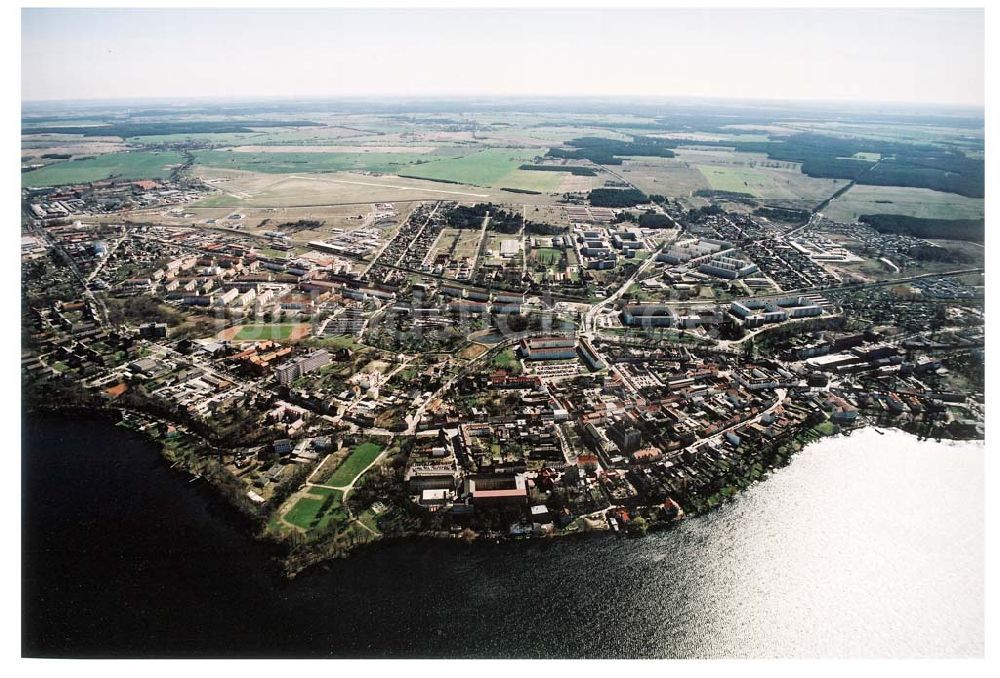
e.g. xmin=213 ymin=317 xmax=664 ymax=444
xmin=21 ymin=92 xmax=986 ymax=112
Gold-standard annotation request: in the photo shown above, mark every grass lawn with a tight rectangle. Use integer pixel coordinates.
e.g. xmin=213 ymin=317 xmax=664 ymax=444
xmin=492 ymin=347 xmax=521 ymax=371
xmin=309 ymin=334 xmax=364 ymax=351
xmin=22 ymin=151 xmax=185 ymax=187
xmin=232 ymin=323 xmax=301 ymax=341
xmin=814 ymin=421 xmax=837 ymax=436
xmin=532 ymin=247 xmax=563 ymax=266
xmin=326 ymin=442 xmax=384 ymax=487
xmin=356 ymin=509 xmax=380 ymax=533
xmin=284 ymin=487 xmax=346 ymax=531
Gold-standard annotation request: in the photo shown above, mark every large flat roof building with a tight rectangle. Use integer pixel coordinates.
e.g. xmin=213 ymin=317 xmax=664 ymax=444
xmin=274 ymin=349 xmax=332 ymax=385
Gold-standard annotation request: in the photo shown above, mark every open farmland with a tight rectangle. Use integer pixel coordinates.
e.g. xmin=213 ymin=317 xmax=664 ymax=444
xmin=493 ymin=168 xmax=566 ymax=192
xmin=127 ymin=125 xmax=368 ymax=146
xmin=21 ymin=134 xmax=129 ymax=163
xmin=783 ymin=120 xmax=985 ymax=148
xmin=822 ymin=184 xmax=985 ymax=223
xmin=192 ymin=149 xmax=436 ymax=175
xmin=399 ymin=148 xmax=546 ymax=189
xmin=21 ymin=150 xmax=185 ymax=187
xmin=672 ymin=148 xmax=847 ymax=205
xmin=697 ymin=164 xmax=805 ymax=199
xmin=221 ymin=144 xmax=439 ymax=154
xmin=613 ymin=156 xmax=711 ymax=201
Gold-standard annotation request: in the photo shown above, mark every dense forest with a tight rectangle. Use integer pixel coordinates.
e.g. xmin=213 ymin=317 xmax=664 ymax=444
xmin=685 ymin=205 xmax=726 ymax=222
xmin=616 ymin=210 xmax=673 ymax=227
xmin=732 ymin=133 xmax=984 ymax=198
xmin=753 ymin=206 xmax=811 ymax=222
xmin=444 ymin=203 xmax=524 ymax=233
xmin=638 ymin=212 xmax=673 ymax=228
xmin=547 ymin=136 xmax=676 ymax=165
xmin=548 ymin=129 xmax=984 ymax=199
xmin=588 ymin=188 xmax=649 ymax=207
xmin=518 ymin=164 xmax=597 ymax=176
xmin=444 ymin=203 xmax=491 ymax=228
xmin=858 ymin=214 xmax=985 ymax=243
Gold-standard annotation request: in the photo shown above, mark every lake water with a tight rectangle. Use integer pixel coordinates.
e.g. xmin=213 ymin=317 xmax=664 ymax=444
xmin=22 ymin=413 xmax=983 ymax=658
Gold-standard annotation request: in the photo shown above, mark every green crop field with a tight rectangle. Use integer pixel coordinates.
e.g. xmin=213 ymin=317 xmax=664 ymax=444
xmin=231 ymin=323 xmax=302 ymax=341
xmin=21 ymin=151 xmax=185 ymax=187
xmin=697 ymin=164 xmax=798 ymax=199
xmin=129 ymin=132 xmax=275 ymax=145
xmin=823 ymin=185 xmax=985 ymax=223
xmin=496 ymin=169 xmax=564 ymax=192
xmin=325 ymin=442 xmax=384 ymax=487
xmin=400 ymin=148 xmax=544 ymax=188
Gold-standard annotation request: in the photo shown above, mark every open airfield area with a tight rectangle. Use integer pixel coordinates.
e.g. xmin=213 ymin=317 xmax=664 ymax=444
xmin=22 ymin=104 xmax=984 ymax=226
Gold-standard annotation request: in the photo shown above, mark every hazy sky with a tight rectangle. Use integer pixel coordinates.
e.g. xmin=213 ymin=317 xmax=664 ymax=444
xmin=21 ymin=8 xmax=984 ymax=106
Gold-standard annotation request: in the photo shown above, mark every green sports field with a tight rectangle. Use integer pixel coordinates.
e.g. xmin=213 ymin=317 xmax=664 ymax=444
xmin=230 ymin=323 xmax=304 ymax=341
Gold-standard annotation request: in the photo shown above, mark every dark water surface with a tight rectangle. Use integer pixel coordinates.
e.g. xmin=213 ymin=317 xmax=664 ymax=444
xmin=22 ymin=413 xmax=983 ymax=658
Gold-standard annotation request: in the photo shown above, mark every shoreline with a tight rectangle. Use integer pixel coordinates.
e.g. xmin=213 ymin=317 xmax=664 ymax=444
xmin=23 ymin=400 xmax=984 ymax=580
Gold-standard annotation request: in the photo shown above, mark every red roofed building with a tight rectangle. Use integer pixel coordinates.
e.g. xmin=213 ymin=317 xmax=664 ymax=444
xmin=468 ymin=474 xmax=527 ymax=508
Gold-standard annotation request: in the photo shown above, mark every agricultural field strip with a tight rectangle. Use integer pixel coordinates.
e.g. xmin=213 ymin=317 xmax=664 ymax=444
xmin=287 ymin=174 xmax=490 ymax=198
